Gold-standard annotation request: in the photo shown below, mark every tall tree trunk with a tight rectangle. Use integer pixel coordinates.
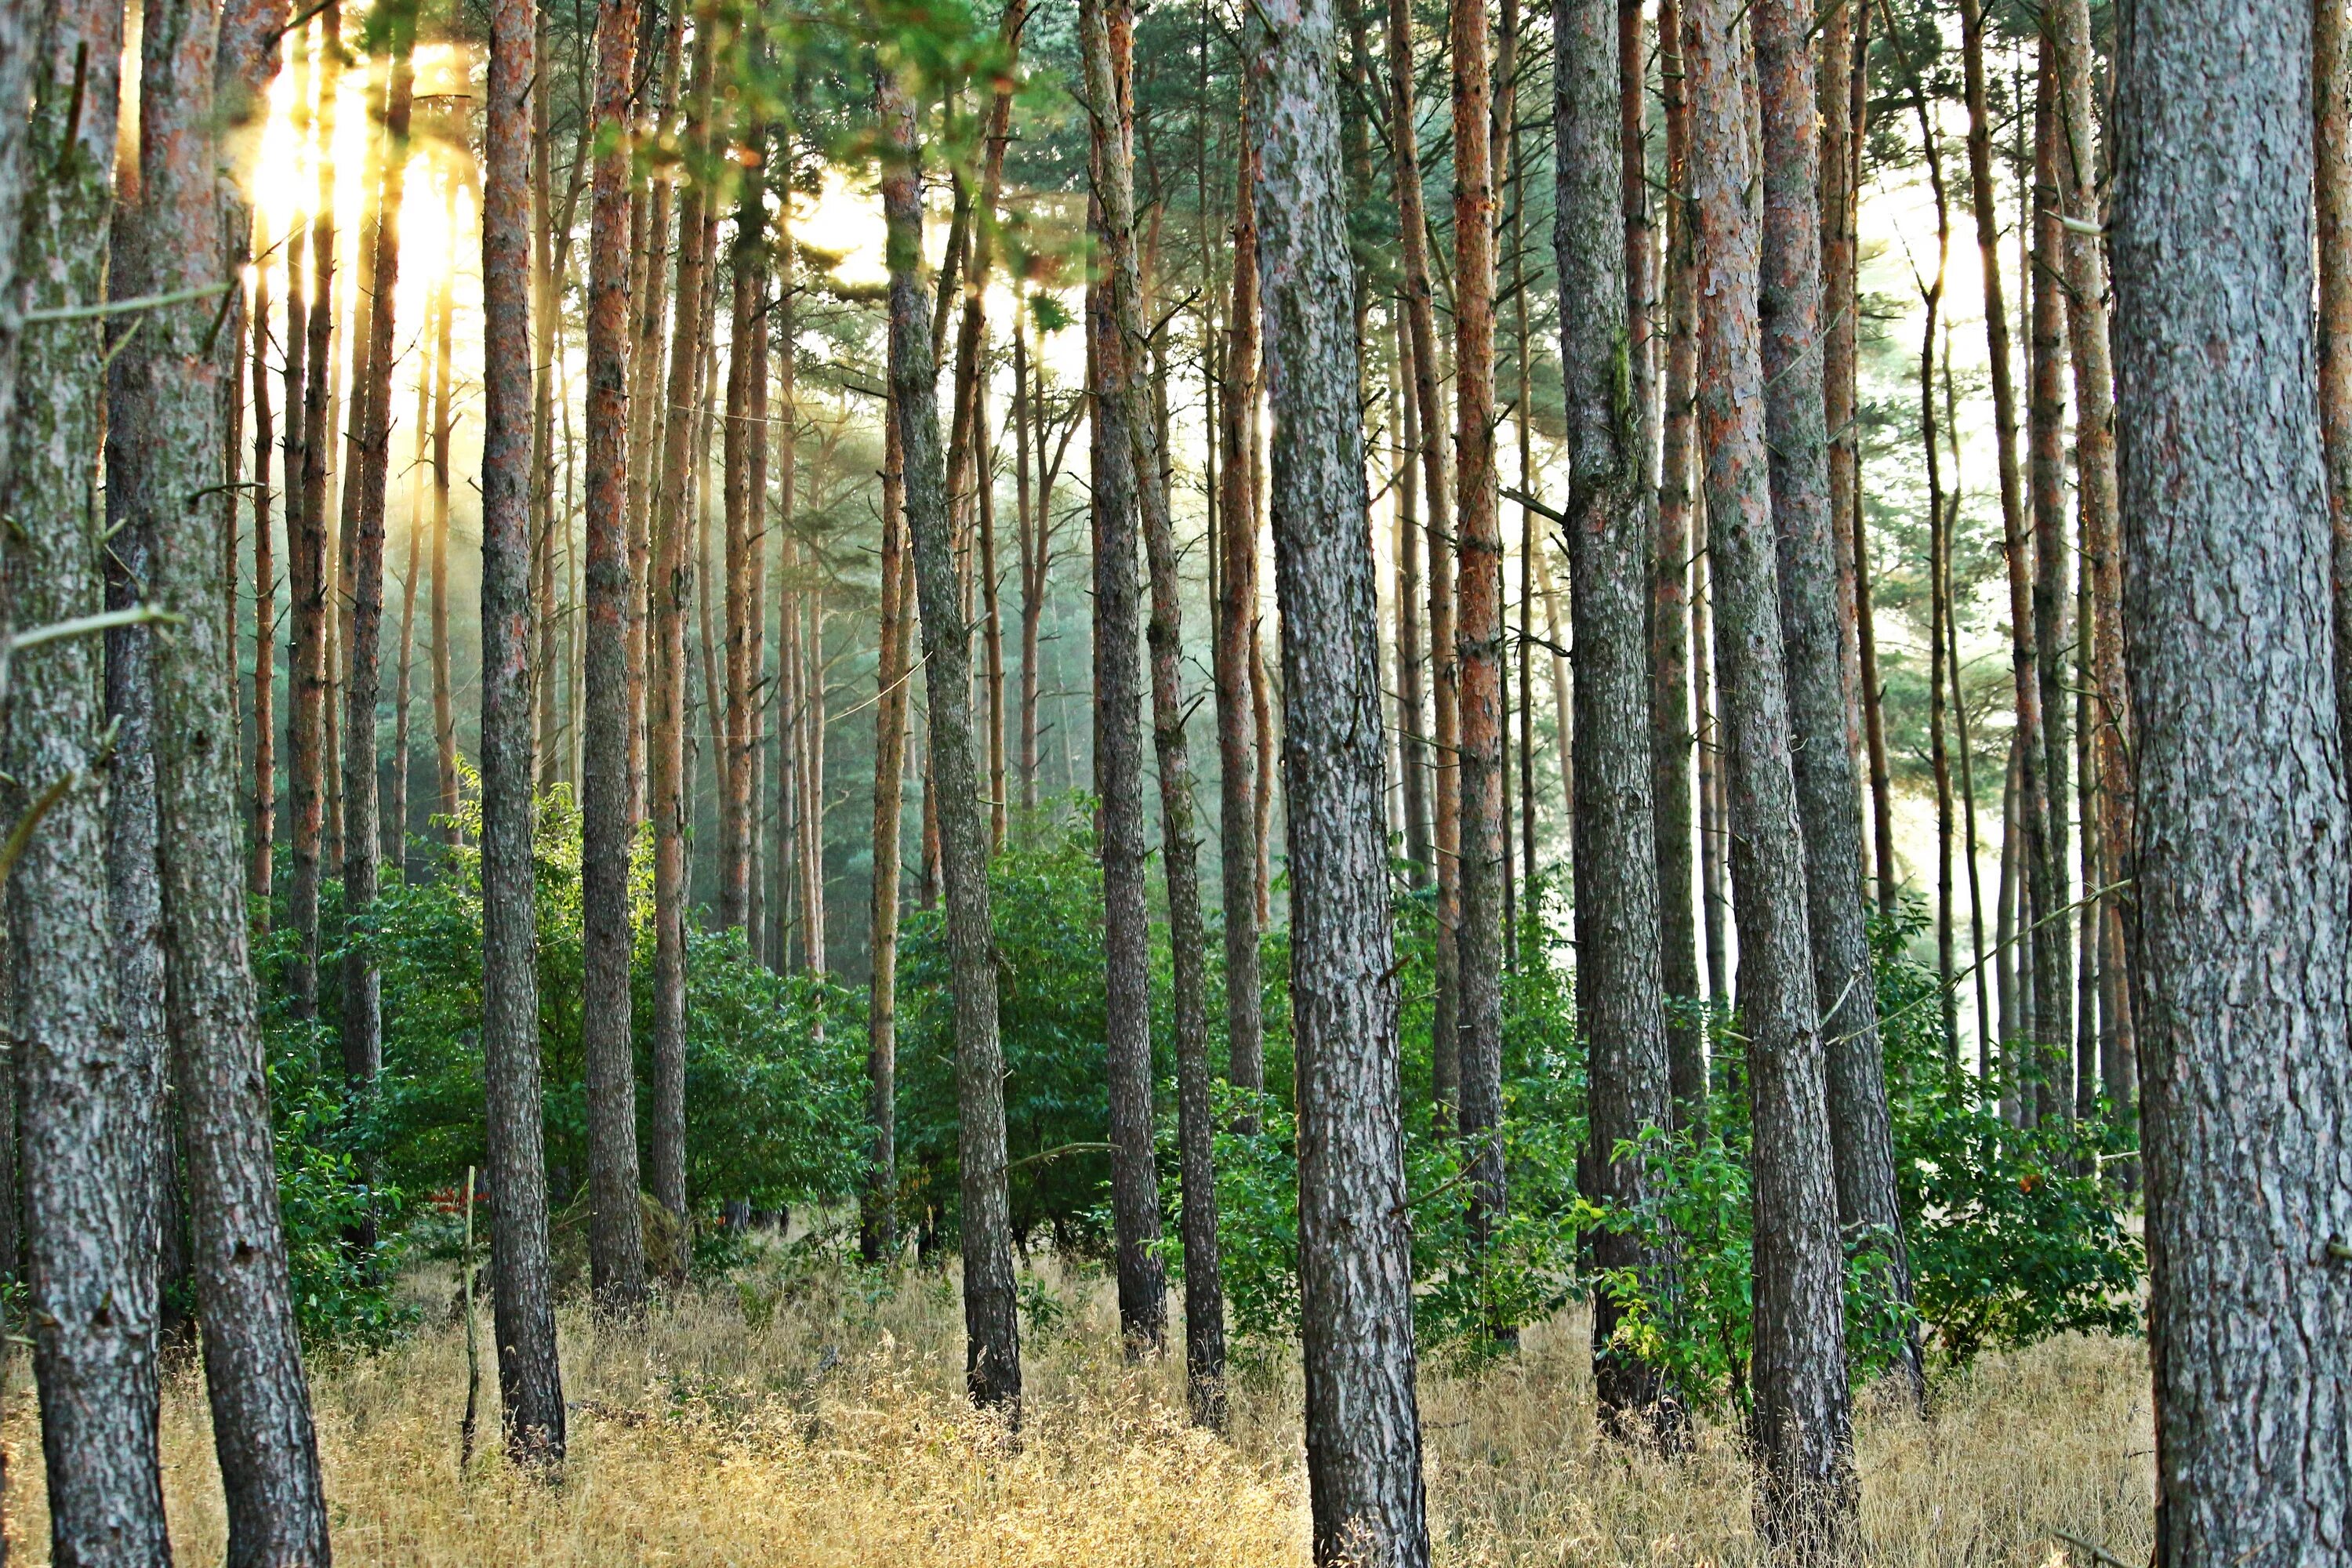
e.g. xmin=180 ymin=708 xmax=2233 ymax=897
xmin=2027 ymin=37 xmax=2073 ymax=1120
xmin=627 ymin=0 xmax=688 ymax=825
xmin=9 ymin=6 xmax=172 ymax=1554
xmin=1392 ymin=313 xmax=1432 ymax=880
xmin=391 ymin=329 xmax=427 ymax=874
xmin=1958 ymin=0 xmax=2053 ymax=1104
xmin=341 ymin=9 xmax=416 ymax=1145
xmin=582 ymin=0 xmax=649 ymax=1315
xmin=1653 ymin=0 xmax=1704 ymax=1119
xmin=1817 ymin=0 xmax=1860 ymax=773
xmin=883 ymin=71 xmax=1022 ymax=1416
xmin=1686 ymin=0 xmax=1854 ymax=1542
xmin=431 ymin=241 xmax=457 ymax=840
xmin=482 ymin=0 xmax=567 ymax=1460
xmin=1013 ymin=311 xmax=1040 ymax=815
xmin=1254 ymin=0 xmax=1432 ymax=1550
xmin=648 ymin=24 xmax=715 ymax=1229
xmin=1385 ymin=0 xmax=1458 ymax=1122
xmin=800 ymin=586 xmax=827 ymax=970
xmin=274 ymin=191 xmax=307 ymax=909
xmin=1080 ymin=0 xmax=1167 ymax=1356
xmin=2111 ymin=7 xmax=2352 ymax=1556
xmin=252 ymin=261 xmax=278 ymax=905
xmin=117 ymin=0 xmax=334 ymax=1544
xmin=2056 ymin=0 xmax=2133 ymax=1173
xmin=863 ymin=406 xmax=913 ymax=1263
xmin=1218 ymin=107 xmax=1265 ymax=1109
xmin=1756 ymin=0 xmax=1922 ymax=1405
xmin=1690 ymin=495 xmax=1727 ymax=1007
xmin=1451 ymin=0 xmax=1505 ymax=1250
xmin=720 ymin=114 xmax=768 ymax=933
xmin=1557 ymin=0 xmax=1675 ymax=1428
xmin=288 ymin=0 xmax=340 ymax=1018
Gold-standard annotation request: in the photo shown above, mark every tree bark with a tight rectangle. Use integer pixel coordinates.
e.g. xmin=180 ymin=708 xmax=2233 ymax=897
xmin=583 ymin=0 xmax=649 ymax=1315
xmin=483 ymin=0 xmax=567 ymax=1460
xmin=2027 ymin=36 xmax=2073 ymax=1119
xmin=341 ymin=8 xmax=416 ymax=1131
xmin=1254 ymin=0 xmax=1431 ymax=1552
xmin=1451 ymin=0 xmax=1505 ymax=1254
xmin=7 ymin=7 xmax=172 ymax=1554
xmin=863 ymin=402 xmax=913 ymax=1261
xmin=648 ymin=24 xmax=716 ymax=1229
xmin=2111 ymin=6 xmax=2352 ymax=1558
xmin=1685 ymin=0 xmax=1854 ymax=1543
xmin=288 ymin=0 xmax=340 ymax=1017
xmin=1080 ymin=0 xmax=1168 ymax=1356
xmin=1218 ymin=100 xmax=1267 ymax=1112
xmin=720 ymin=111 xmax=768 ymax=933
xmin=1653 ymin=0 xmax=1704 ymax=1120
xmin=117 ymin=0 xmax=333 ymax=1544
xmin=253 ymin=257 xmax=278 ymax=904
xmin=1755 ymin=0 xmax=1922 ymax=1405
xmin=882 ymin=71 xmax=1022 ymax=1416
xmin=1556 ymin=0 xmax=1675 ymax=1428
xmin=431 ymin=235 xmax=457 ymax=841
xmin=2056 ymin=0 xmax=2132 ymax=1171
xmin=1958 ymin=0 xmax=2055 ymax=1104
xmin=2325 ymin=0 xmax=2352 ymax=776
xmin=390 ymin=314 xmax=426 ymax=875
xmin=1391 ymin=313 xmax=1432 ymax=881
xmin=1385 ymin=0 xmax=1458 ymax=1122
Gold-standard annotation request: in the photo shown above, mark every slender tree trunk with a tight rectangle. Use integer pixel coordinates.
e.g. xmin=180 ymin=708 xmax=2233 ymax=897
xmin=1959 ymin=0 xmax=2053 ymax=1104
xmin=1392 ymin=313 xmax=1432 ymax=880
xmin=1013 ymin=313 xmax=1041 ymax=815
xmin=2027 ymin=37 xmax=2073 ymax=1119
xmin=480 ymin=0 xmax=566 ymax=1458
xmin=1690 ymin=498 xmax=1727 ymax=1008
xmin=288 ymin=0 xmax=340 ymax=1017
xmin=800 ymin=586 xmax=827 ymax=969
xmin=1686 ymin=0 xmax=1854 ymax=1542
xmin=1818 ymin=0 xmax=1860 ymax=771
xmin=8 ymin=8 xmax=172 ymax=1553
xmin=647 ymin=25 xmax=715 ymax=1229
xmin=719 ymin=115 xmax=767 ymax=932
xmin=2112 ymin=8 xmax=2352 ymax=1556
xmin=1756 ymin=0 xmax=1922 ymax=1404
xmin=1255 ymin=0 xmax=1430 ymax=1549
xmin=431 ymin=245 xmax=457 ymax=840
xmin=2056 ymin=0 xmax=2134 ymax=1174
xmin=391 ymin=335 xmax=427 ymax=873
xmin=1385 ymin=0 xmax=1458 ymax=1122
xmin=1653 ymin=0 xmax=1704 ymax=1118
xmin=863 ymin=405 xmax=913 ymax=1261
xmin=1139 ymin=255 xmax=1225 ymax=1433
xmin=628 ymin=0 xmax=686 ymax=825
xmin=275 ymin=189 xmax=308 ymax=908
xmin=341 ymin=11 xmax=416 ymax=1136
xmin=582 ymin=0 xmax=649 ymax=1315
xmin=1557 ymin=0 xmax=1675 ymax=1427
xmin=1080 ymin=0 xmax=1168 ymax=1354
xmin=1218 ymin=107 xmax=1266 ymax=1109
xmin=117 ymin=0 xmax=333 ymax=1544
xmin=251 ymin=258 xmax=279 ymax=907
xmin=1451 ymin=0 xmax=1505 ymax=1250
xmin=883 ymin=71 xmax=1022 ymax=1415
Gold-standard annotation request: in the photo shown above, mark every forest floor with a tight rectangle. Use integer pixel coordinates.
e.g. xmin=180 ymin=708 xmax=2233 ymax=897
xmin=2 ymin=1247 xmax=2153 ymax=1565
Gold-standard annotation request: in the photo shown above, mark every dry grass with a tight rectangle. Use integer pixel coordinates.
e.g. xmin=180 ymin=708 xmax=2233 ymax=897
xmin=2 ymin=1250 xmax=2152 ymax=1565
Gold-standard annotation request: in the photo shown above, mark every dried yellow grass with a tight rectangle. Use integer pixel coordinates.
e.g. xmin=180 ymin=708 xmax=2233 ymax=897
xmin=1 ymin=1254 xmax=2152 ymax=1565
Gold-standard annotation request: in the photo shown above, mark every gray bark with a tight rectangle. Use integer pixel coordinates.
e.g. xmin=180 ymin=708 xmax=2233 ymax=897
xmin=8 ymin=2 xmax=172 ymax=1555
xmin=2111 ymin=5 xmax=2352 ymax=1562
xmin=483 ymin=0 xmax=566 ymax=1461
xmin=1684 ymin=0 xmax=1853 ymax=1545
xmin=882 ymin=72 xmax=1022 ymax=1418
xmin=581 ymin=0 xmax=648 ymax=1316
xmin=1555 ymin=0 xmax=1675 ymax=1432
xmin=114 ymin=0 xmax=332 ymax=1546
xmin=1252 ymin=0 xmax=1430 ymax=1556
xmin=1754 ymin=0 xmax=1920 ymax=1403
xmin=1080 ymin=0 xmax=1167 ymax=1356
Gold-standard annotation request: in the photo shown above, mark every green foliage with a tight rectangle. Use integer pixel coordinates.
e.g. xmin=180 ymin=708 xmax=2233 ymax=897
xmin=1577 ymin=902 xmax=2143 ymax=1416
